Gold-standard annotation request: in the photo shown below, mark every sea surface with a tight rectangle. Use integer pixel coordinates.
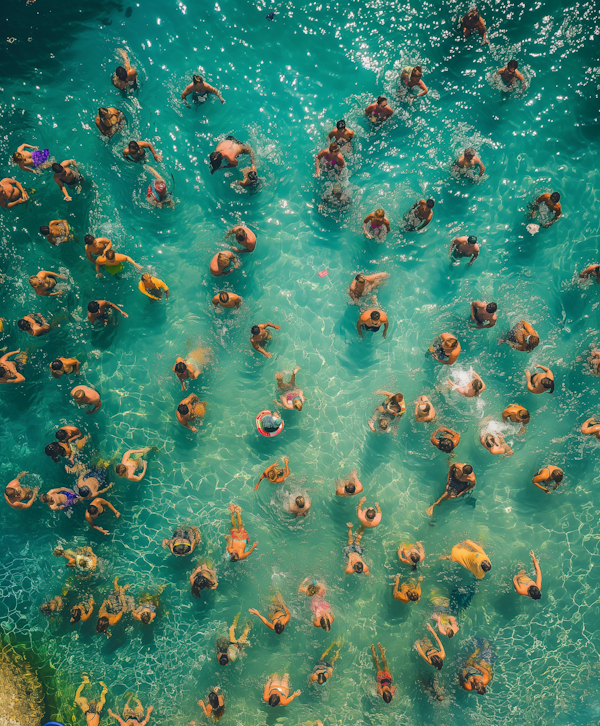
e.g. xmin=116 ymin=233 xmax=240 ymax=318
xmin=1 ymin=0 xmax=600 ymax=724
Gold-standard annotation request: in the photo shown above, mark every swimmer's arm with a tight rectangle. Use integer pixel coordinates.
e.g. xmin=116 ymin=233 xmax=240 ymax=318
xmin=374 ymin=390 xmax=394 ymax=397
xmin=468 ymin=248 xmax=479 ymax=265
xmin=251 ymin=340 xmax=271 ymax=358
xmin=85 ymin=511 xmax=109 ymax=535
xmin=415 ymin=80 xmax=428 ymax=97
xmin=427 ymin=624 xmax=445 ymax=658
xmin=122 ymin=255 xmax=143 ymax=271
xmin=478 ymin=19 xmax=489 ymax=44
xmin=418 ymin=210 xmax=432 ymax=228
xmin=280 ymin=691 xmax=301 ymax=705
xmin=463 ymin=539 xmax=485 ymax=555
xmin=198 ymin=700 xmax=210 ymax=717
xmin=97 ymin=498 xmax=120 ymax=517
xmin=205 ymin=83 xmax=225 ymax=103
xmin=108 ymin=710 xmax=128 ymax=726
xmin=117 ymin=48 xmax=131 ymax=69
xmin=384 ymin=218 xmax=391 ymax=232
xmin=532 ymin=476 xmax=550 ymax=493
xmin=138 ymin=706 xmax=154 ymax=726
xmin=139 ymin=141 xmax=163 ymax=162
xmin=8 ymin=180 xmax=28 ymax=206
xmin=249 ymin=609 xmax=273 ymax=629
xmin=516 ymin=70 xmax=526 ymax=88
xmin=383 ymin=320 xmax=389 ymax=338
xmin=264 ymin=322 xmax=280 ymax=330
xmin=181 ymin=83 xmax=194 ymax=100
xmin=532 ymin=553 xmax=542 ymax=588
xmin=475 ymin=157 xmax=485 ymax=176
xmin=81 ymin=598 xmax=95 ymax=621
xmin=449 ymin=238 xmax=457 ymax=254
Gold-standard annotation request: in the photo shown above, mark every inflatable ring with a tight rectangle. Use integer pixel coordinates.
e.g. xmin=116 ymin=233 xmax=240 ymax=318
xmin=256 ymin=410 xmax=284 ymax=438
xmin=44 ymin=722 xmax=67 ymax=726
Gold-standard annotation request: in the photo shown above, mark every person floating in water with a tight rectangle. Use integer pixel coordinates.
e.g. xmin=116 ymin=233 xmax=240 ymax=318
xmin=70 ymin=596 xmax=95 ymax=624
xmin=96 ymin=577 xmax=134 ymax=638
xmin=250 ymin=322 xmax=280 ymax=358
xmin=95 ymin=106 xmax=124 ymax=137
xmin=95 ymin=248 xmax=142 ymax=277
xmin=581 ymin=416 xmax=600 ymax=440
xmin=530 ymin=191 xmax=561 ymax=227
xmin=217 ymin=612 xmax=252 ymax=666
xmin=345 ymin=522 xmax=369 ymax=575
xmin=0 ymin=177 xmax=28 ymax=208
xmin=163 ymin=525 xmax=201 ymax=556
xmin=448 ymin=370 xmax=485 ymax=397
xmin=289 ymin=492 xmax=311 ymax=518
xmin=363 ymin=208 xmax=390 ymax=240
xmin=310 ymin=639 xmax=342 ymax=684
xmin=429 ymin=334 xmax=460 ymax=365
xmin=357 ymin=496 xmax=382 ymax=530
xmin=298 ymin=576 xmax=327 ymax=598
xmin=415 ymin=395 xmax=436 ymax=422
xmin=335 ymin=469 xmax=363 ymax=497
xmin=393 ymin=574 xmax=423 ymax=603
xmin=226 ymin=225 xmax=256 ymax=253
xmin=500 ymin=320 xmax=539 ymax=352
xmin=526 ymin=364 xmax=554 ymax=394
xmin=369 ymin=390 xmax=404 ymax=433
xmin=210 ymin=251 xmax=239 ymax=277
xmin=398 ymin=541 xmax=425 ymax=570
xmin=502 ymin=404 xmax=530 ymax=434
xmin=450 ymin=235 xmax=479 ymax=265
xmin=71 ymin=385 xmax=101 ymax=414
xmin=315 ymin=142 xmax=345 ymax=176
xmin=440 ymin=539 xmax=491 ymax=579
xmin=146 ymin=166 xmax=174 ymax=208
xmin=255 ymin=457 xmax=290 ymax=490
xmin=74 ymin=675 xmax=108 ymax=726
xmin=40 ymin=487 xmax=81 ymax=511
xmin=139 ymin=272 xmax=169 ymax=300
xmin=132 ymin=587 xmax=164 ymax=625
xmin=212 ymin=291 xmax=242 ymax=310
xmin=40 ymin=219 xmax=72 ymax=246
xmin=197 ymin=687 xmax=225 ymax=721
xmin=248 ymin=592 xmax=290 ymax=633
xmin=176 ymin=394 xmax=207 ymax=432
xmin=430 ymin=425 xmax=460 ymax=454
xmin=452 ymin=148 xmax=485 ymax=178
xmin=426 ymin=463 xmax=476 ymax=515
xmin=112 ymin=48 xmax=138 ymax=89
xmin=108 ymin=697 xmax=154 ymax=726
xmin=54 ymin=545 xmax=97 ymax=577
xmin=461 ymin=640 xmax=494 ymax=695
xmin=190 ymin=563 xmax=218 ymax=597
xmin=579 ymin=263 xmax=600 ymax=283
xmin=86 ymin=497 xmax=120 ymax=535
xmin=263 ymin=673 xmax=301 ymax=707
xmin=404 ymin=198 xmax=434 ymax=230
xmin=415 ymin=623 xmax=445 ymax=670
xmin=4 ymin=471 xmax=38 ymax=509
xmin=52 ymin=159 xmax=82 ymax=201
xmin=496 ymin=59 xmax=526 ymax=90
xmin=513 ymin=550 xmax=542 ymax=600
xmin=349 ymin=272 xmax=389 ymax=301
xmin=365 ymin=96 xmax=393 ymax=122
xmin=115 ymin=447 xmax=152 ymax=481
xmin=209 ymin=136 xmax=254 ymax=174
xmin=461 ymin=8 xmax=489 ymax=45
xmin=181 ymin=74 xmax=225 ymax=105
xmin=0 ymin=349 xmax=27 ymax=384
xmin=225 ymin=504 xmax=258 ymax=561
xmin=470 ymin=300 xmax=497 ymax=328
xmin=400 ymin=65 xmax=428 ymax=104
xmin=275 ymin=367 xmax=304 ymax=410
xmin=18 ymin=313 xmax=50 ymax=337
xmin=532 ymin=465 xmax=563 ymax=493
xmin=328 ymin=119 xmax=354 ymax=150
xmin=357 ymin=309 xmax=389 ymax=338
xmin=12 ymin=143 xmax=51 ymax=173
xmin=30 ymin=270 xmax=67 ymax=298
xmin=370 ymin=642 xmax=395 ymax=703
xmin=173 ymin=356 xmax=200 ymax=390
xmin=49 ymin=356 xmax=79 ymax=378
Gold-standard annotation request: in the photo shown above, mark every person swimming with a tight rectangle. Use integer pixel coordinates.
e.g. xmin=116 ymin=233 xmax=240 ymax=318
xmin=363 ymin=208 xmax=390 ymax=239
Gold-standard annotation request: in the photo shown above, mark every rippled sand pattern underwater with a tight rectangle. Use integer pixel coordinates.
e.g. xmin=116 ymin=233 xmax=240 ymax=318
xmin=1 ymin=0 xmax=600 ymax=724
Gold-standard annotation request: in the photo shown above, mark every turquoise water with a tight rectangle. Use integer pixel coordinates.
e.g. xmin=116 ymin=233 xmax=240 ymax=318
xmin=1 ymin=0 xmax=600 ymax=724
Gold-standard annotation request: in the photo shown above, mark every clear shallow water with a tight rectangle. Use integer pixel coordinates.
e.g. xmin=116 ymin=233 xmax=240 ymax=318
xmin=1 ymin=0 xmax=600 ymax=724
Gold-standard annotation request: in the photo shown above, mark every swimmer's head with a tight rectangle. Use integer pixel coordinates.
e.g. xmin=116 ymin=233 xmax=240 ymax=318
xmin=353 ymin=561 xmax=364 ymax=573
xmin=446 ymin=628 xmax=455 ymax=638
xmin=50 ymin=359 xmax=63 ymax=371
xmin=317 ymin=671 xmax=327 ymax=684
xmin=437 ymin=438 xmax=454 ymax=453
xmin=45 ymin=442 xmax=63 ymax=461
xmin=426 ymin=198 xmax=435 ymax=208
xmin=550 ymin=192 xmax=560 ymax=203
xmin=486 ymin=302 xmax=498 ymax=313
xmin=407 ymin=589 xmax=419 ymax=602
xmin=336 ymin=119 xmax=346 ymax=130
xmin=140 ymin=611 xmax=152 ymax=625
xmin=370 ymin=310 xmax=381 ymax=321
xmin=208 ymin=692 xmax=219 ymax=708
xmin=115 ymin=464 xmax=127 ymax=477
xmin=481 ymin=560 xmax=491 ymax=572
xmin=430 ymin=655 xmax=444 ymax=670
xmin=379 ymin=418 xmax=390 ymax=431
xmin=105 ymin=249 xmax=116 ymax=261
xmin=55 ymin=429 xmax=69 ymax=441
xmin=70 ymin=607 xmax=82 ymax=623
xmin=174 ymin=362 xmax=187 ymax=374
xmin=5 ymin=486 xmax=18 ymax=497
xmin=193 ymin=74 xmax=203 ymax=84
xmin=115 ymin=66 xmax=127 ymax=81
xmin=377 ymin=96 xmax=387 ymax=106
xmin=40 ymin=602 xmax=53 ymax=614
xmin=39 ymin=226 xmax=50 ymax=236
xmin=96 ymin=616 xmax=109 ymax=633
xmin=98 ymin=107 xmax=109 ymax=118
xmin=412 ymin=65 xmax=423 ymax=78
xmin=507 ymin=59 xmax=519 ymax=70
xmin=410 ymin=552 xmax=421 ymax=564
xmin=87 ymin=504 xmax=99 ymax=516
xmin=293 ymin=397 xmax=303 ymax=411
xmin=12 ymin=152 xmax=24 ymax=163
xmin=235 ymin=228 xmax=247 ymax=242
xmin=17 ymin=319 xmax=31 ymax=332
xmin=528 ymin=585 xmax=542 ymax=600
xmin=365 ymin=507 xmax=376 ymax=521
xmin=464 ymin=147 xmax=476 ymax=160
xmin=209 ymin=151 xmax=223 ymax=173
xmin=463 ymin=465 xmax=473 ymax=475
xmin=329 ymin=142 xmax=340 ymax=154
xmin=154 ymin=180 xmax=167 ymax=195
xmin=472 ymin=379 xmax=483 ymax=392
xmin=525 ymin=335 xmax=539 ymax=351
xmin=374 ymin=208 xmax=385 ymax=219
xmin=247 ymin=170 xmax=258 ymax=183
xmin=345 ymin=482 xmax=356 ymax=494
xmin=219 ymin=292 xmax=230 ymax=303
xmin=442 ymin=336 xmax=458 ymax=350
xmin=219 ymin=653 xmax=229 ymax=666
xmin=29 ymin=276 xmax=41 ymax=288
xmin=251 ymin=325 xmax=261 ymax=336
xmin=541 ymin=377 xmax=554 ymax=393
xmin=295 ymin=496 xmax=306 ymax=509
xmin=217 ymin=253 xmax=230 ymax=266
xmin=551 ymin=469 xmax=564 ymax=483
xmin=141 ymin=273 xmax=153 ymax=284
xmin=474 ymin=682 xmax=486 ymax=695
xmin=382 ymin=688 xmax=393 ymax=703
xmin=419 ymin=403 xmax=430 ymax=414
xmin=268 ymin=694 xmax=280 ymax=707
xmin=39 ymin=493 xmax=54 ymax=504
xmin=84 ymin=234 xmax=95 ymax=245
xmin=192 ymin=574 xmax=213 ymax=597
xmin=319 ymin=615 xmax=331 ymax=631
xmin=517 ymin=408 xmax=530 ymax=422
xmin=355 ymin=274 xmax=366 ymax=284
xmin=267 ymin=469 xmax=278 ymax=482
xmin=73 ymin=390 xmax=86 ymax=403
xmin=274 ymin=621 xmax=285 ymax=634
xmin=467 ymin=235 xmax=478 ymax=244
xmin=128 ymin=140 xmax=140 ymax=152
xmin=229 ymin=552 xmax=239 ymax=562
xmin=78 ymin=486 xmax=91 ymax=498
xmin=51 ymin=162 xmax=64 ymax=174
xmin=87 ymin=301 xmax=100 ymax=314
xmin=177 ymin=404 xmax=190 ymax=416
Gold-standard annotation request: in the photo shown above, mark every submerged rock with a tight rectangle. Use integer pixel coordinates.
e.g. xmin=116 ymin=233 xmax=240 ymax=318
xmin=0 ymin=642 xmax=44 ymax=726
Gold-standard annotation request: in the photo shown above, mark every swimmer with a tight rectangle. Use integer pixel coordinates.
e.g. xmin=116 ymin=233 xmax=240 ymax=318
xmin=209 ymin=136 xmax=254 ymax=173
xmin=12 ymin=143 xmax=51 ymax=173
xmin=319 ymin=182 xmax=351 ymax=211
xmin=348 ymin=272 xmax=390 ymax=301
xmin=181 ymin=74 xmax=225 ymax=104
xmin=74 ymin=675 xmax=108 ymax=726
xmin=86 ymin=497 xmax=120 ymax=535
xmin=17 ymin=313 xmax=50 ymax=337
xmin=404 ymin=199 xmax=434 ymax=231
xmin=210 ymin=250 xmax=240 ymax=276
xmin=365 ymin=96 xmax=394 ymax=122
xmin=345 ymin=522 xmax=370 ymax=575
xmin=173 ymin=356 xmax=200 ymax=390
xmin=84 ymin=234 xmax=112 ymax=262
xmin=426 ymin=463 xmax=476 ymax=515
xmin=532 ymin=465 xmax=563 ymax=493
xmin=40 ymin=595 xmax=65 ymax=617
xmin=432 ymin=606 xmax=459 ymax=638
xmin=49 ymin=357 xmax=79 ymax=379
xmin=398 ymin=541 xmax=425 ymax=570
xmin=502 ymin=404 xmax=530 ymax=434
xmin=448 ymin=370 xmax=485 ymax=397
xmin=139 ymin=273 xmax=169 ymax=300
xmin=108 ymin=698 xmax=153 ymax=726
xmin=95 ymin=106 xmax=124 ymax=137
xmin=497 ymin=59 xmax=526 ymax=90
xmin=263 ymin=673 xmax=301 ymax=707
xmin=310 ymin=640 xmax=342 ymax=684
xmin=225 ymin=504 xmax=258 ymax=561
xmin=513 ymin=550 xmax=542 ymax=600
xmin=45 ymin=439 xmax=75 ymax=464
xmin=4 ymin=472 xmax=38 ymax=509
xmin=298 ymin=577 xmax=327 ymax=597
xmin=525 ymin=364 xmax=554 ymax=394
xmin=500 ymin=320 xmax=539 ymax=352
xmin=0 ymin=177 xmax=29 ymax=208
xmin=579 ymin=264 xmax=600 ymax=282
xmin=393 ymin=574 xmax=423 ymax=603
xmin=290 ymin=493 xmax=311 ymax=518
xmin=88 ymin=300 xmax=128 ymax=325
xmin=75 ymin=468 xmax=113 ymax=499
xmin=95 ymin=249 xmax=142 ymax=277
xmin=54 ymin=545 xmax=97 ymax=576
xmin=238 ymin=165 xmax=259 ymax=188
xmin=123 ymin=139 xmax=162 ymax=162
xmin=581 ymin=417 xmax=600 ymax=440
xmin=163 ymin=525 xmax=201 ymax=556
xmin=275 ymin=366 xmax=304 ymax=410
xmin=357 ymin=496 xmax=381 ymax=529
xmin=39 ymin=487 xmax=81 ymax=511
xmin=430 ymin=425 xmax=460 ymax=453
xmin=400 ymin=65 xmax=429 ymax=103
xmin=590 ymin=349 xmax=600 ymax=375
xmin=212 ymin=291 xmax=242 ymax=310
xmin=416 ymin=624 xmax=446 ymax=670
xmin=315 ymin=142 xmax=345 ymax=176
xmin=52 ymin=160 xmax=82 ymax=201
xmin=146 ymin=166 xmax=174 ymax=207
xmin=429 ymin=334 xmax=461 ymax=364
xmin=363 ymin=208 xmax=390 ymax=240
xmin=198 ymin=688 xmax=225 ymax=721
xmin=115 ymin=447 xmax=152 ymax=481
xmin=480 ymin=430 xmax=513 ymax=456
xmin=470 ymin=300 xmax=497 ymax=328
xmin=328 ymin=119 xmax=354 ymax=149
xmin=452 ymin=148 xmax=485 ymax=178
xmin=55 ymin=425 xmax=84 ymax=444
xmin=440 ymin=539 xmax=492 ymax=579
xmin=226 ymin=225 xmax=256 ymax=252
xmin=132 ymin=588 xmax=164 ymax=625
xmin=0 ymin=349 xmax=26 ymax=384
xmin=415 ymin=395 xmax=436 ymax=422
xmin=29 ymin=270 xmax=67 ymax=297
xmin=190 ymin=564 xmax=218 ymax=597
xmin=40 ymin=219 xmax=72 ymax=246
xmin=530 ymin=192 xmax=561 ymax=227
xmin=450 ymin=235 xmax=480 ymax=265
xmin=250 ymin=322 xmax=281 ymax=358
xmin=371 ymin=642 xmax=396 ymax=703
xmin=357 ymin=309 xmax=389 ymax=338
xmin=335 ymin=469 xmax=363 ymax=497
xmin=216 ymin=613 xmax=252 ymax=666
xmin=461 ymin=642 xmax=493 ymax=694
xmin=112 ymin=48 xmax=138 ymax=89
xmin=176 ymin=394 xmax=207 ymax=433
xmin=70 ymin=598 xmax=95 ymax=624
xmin=248 ymin=593 xmax=290 ymax=633
xmin=257 ymin=410 xmax=282 ymax=434
xmin=461 ymin=8 xmax=489 ymax=44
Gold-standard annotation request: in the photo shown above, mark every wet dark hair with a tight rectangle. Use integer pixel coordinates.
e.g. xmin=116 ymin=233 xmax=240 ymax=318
xmin=528 ymin=585 xmax=541 ymax=600
xmin=345 ymin=482 xmax=356 ymax=494
xmin=486 ymin=302 xmax=498 ymax=313
xmin=51 ymin=162 xmax=64 ymax=174
xmin=517 ymin=408 xmax=530 ymax=421
xmin=446 ymin=628 xmax=454 ymax=638
xmin=174 ymin=362 xmax=187 ymax=373
xmin=353 ymin=561 xmax=364 ymax=573
xmin=70 ymin=607 xmax=82 ymax=623
xmin=55 ymin=429 xmax=69 ymax=442
xmin=251 ymin=325 xmax=261 ymax=335
xmin=209 ymin=151 xmax=223 ymax=172
xmin=370 ymin=310 xmax=381 ymax=321
xmin=96 ymin=616 xmax=109 ymax=633
xmin=115 ymin=66 xmax=127 ymax=80
xmin=87 ymin=504 xmax=99 ymax=516
xmin=39 ymin=226 xmax=50 ymax=235
xmin=78 ymin=486 xmax=91 ymax=498
xmin=463 ymin=464 xmax=473 ymax=475
xmin=475 ymin=683 xmax=486 ymax=695
xmin=51 ymin=359 xmax=63 ymax=371
xmin=247 ymin=171 xmax=258 ymax=183
xmin=219 ymin=654 xmax=229 ymax=666
xmin=84 ymin=234 xmax=95 ymax=245
xmin=355 ymin=274 xmax=366 ymax=284
xmin=295 ymin=496 xmax=306 ymax=509
xmin=467 ymin=235 xmax=477 ymax=244
xmin=172 ymin=543 xmax=189 ymax=555
xmin=88 ymin=301 xmax=100 ymax=313
xmin=438 ymin=438 xmax=454 ymax=453
xmin=550 ymin=192 xmax=561 ymax=203
xmin=99 ymin=107 xmax=109 ymax=116
xmin=235 ymin=228 xmax=247 ymax=242
xmin=45 ymin=442 xmax=63 ymax=462
xmin=128 ymin=140 xmax=140 ymax=151
xmin=268 ymin=694 xmax=280 ymax=707
xmin=193 ymin=74 xmax=203 ymax=83
xmin=317 ymin=672 xmax=327 ymax=684
xmin=473 ymin=379 xmax=483 ymax=392
xmin=507 ymin=59 xmax=518 ymax=69
xmin=481 ymin=561 xmax=491 ymax=572
xmin=410 ymin=552 xmax=420 ymax=564
xmin=274 ymin=621 xmax=285 ymax=634
xmin=219 ymin=292 xmax=229 ymax=303
xmin=192 ymin=574 xmax=213 ymax=597
xmin=407 ymin=589 xmax=419 ymax=602
xmin=541 ymin=377 xmax=554 ymax=393
xmin=177 ymin=404 xmax=190 ymax=416
xmin=229 ymin=552 xmax=239 ymax=562
xmin=336 ymin=119 xmax=346 ymax=130
xmin=552 ymin=469 xmax=564 ymax=483
xmin=526 ymin=335 xmax=540 ymax=351
xmin=17 ymin=319 xmax=31 ymax=331
xmin=465 ymin=147 xmax=476 ymax=157
xmin=0 ymin=366 xmax=6 ymax=378
xmin=365 ymin=507 xmax=376 ymax=520
xmin=40 ymin=602 xmax=52 ymax=614
xmin=140 ymin=611 xmax=151 ymax=624
xmin=430 ymin=655 xmax=444 ymax=670
xmin=426 ymin=199 xmax=435 ymax=208
xmin=208 ymin=692 xmax=219 ymax=708
xmin=105 ymin=249 xmax=116 ymax=260
xmin=319 ymin=615 xmax=331 ymax=631
xmin=377 ymin=95 xmax=387 ymax=104
xmin=307 ymin=583 xmax=319 ymax=596
xmin=382 ymin=689 xmax=392 ymax=703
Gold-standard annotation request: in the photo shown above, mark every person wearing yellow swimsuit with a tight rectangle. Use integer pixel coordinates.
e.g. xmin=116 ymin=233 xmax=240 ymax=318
xmin=139 ymin=272 xmax=169 ymax=300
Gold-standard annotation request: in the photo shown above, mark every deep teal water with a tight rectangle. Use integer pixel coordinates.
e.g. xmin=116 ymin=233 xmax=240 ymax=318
xmin=1 ymin=0 xmax=600 ymax=724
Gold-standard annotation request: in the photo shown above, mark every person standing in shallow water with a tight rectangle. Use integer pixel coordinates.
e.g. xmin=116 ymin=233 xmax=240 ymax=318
xmin=532 ymin=465 xmax=563 ymax=493
xmin=470 ymin=300 xmax=497 ymax=328
xmin=497 ymin=59 xmax=526 ymax=90
xmin=513 ymin=550 xmax=542 ymax=600
xmin=461 ymin=8 xmax=489 ymax=44
xmin=181 ymin=74 xmax=225 ymax=105
xmin=250 ymin=322 xmax=280 ymax=358
xmin=357 ymin=309 xmax=389 ymax=338
xmin=525 ymin=364 xmax=554 ymax=394
xmin=365 ymin=96 xmax=393 ymax=122
xmin=530 ymin=191 xmax=561 ymax=227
